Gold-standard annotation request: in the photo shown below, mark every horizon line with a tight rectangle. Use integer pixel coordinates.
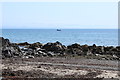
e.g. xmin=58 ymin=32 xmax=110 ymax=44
xmin=1 ymin=28 xmax=118 ymax=29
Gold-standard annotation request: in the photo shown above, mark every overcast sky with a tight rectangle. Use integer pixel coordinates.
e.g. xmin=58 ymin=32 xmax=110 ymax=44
xmin=2 ymin=2 xmax=118 ymax=29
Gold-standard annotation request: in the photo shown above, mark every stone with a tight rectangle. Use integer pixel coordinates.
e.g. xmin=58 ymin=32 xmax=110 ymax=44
xmin=47 ymin=51 xmax=55 ymax=57
xmin=24 ymin=55 xmax=34 ymax=58
xmin=67 ymin=43 xmax=81 ymax=49
xmin=1 ymin=37 xmax=120 ymax=60
xmin=93 ymin=44 xmax=96 ymax=47
xmin=42 ymin=41 xmax=66 ymax=53
xmin=17 ymin=42 xmax=30 ymax=46
xmin=2 ymin=50 xmax=12 ymax=58
xmin=29 ymin=42 xmax=43 ymax=49
xmin=81 ymin=44 xmax=89 ymax=52
xmin=2 ymin=37 xmax=22 ymax=58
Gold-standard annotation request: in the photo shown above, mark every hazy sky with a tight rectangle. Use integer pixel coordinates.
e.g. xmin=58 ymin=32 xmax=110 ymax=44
xmin=2 ymin=2 xmax=118 ymax=29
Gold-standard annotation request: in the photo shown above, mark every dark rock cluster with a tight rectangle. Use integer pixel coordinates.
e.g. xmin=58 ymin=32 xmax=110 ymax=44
xmin=1 ymin=37 xmax=120 ymax=60
xmin=0 ymin=37 xmax=22 ymax=58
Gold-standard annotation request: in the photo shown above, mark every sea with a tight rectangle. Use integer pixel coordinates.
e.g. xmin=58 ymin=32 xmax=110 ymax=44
xmin=1 ymin=29 xmax=118 ymax=46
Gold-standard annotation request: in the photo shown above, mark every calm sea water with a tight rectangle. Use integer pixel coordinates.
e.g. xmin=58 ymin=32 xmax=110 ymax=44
xmin=1 ymin=29 xmax=118 ymax=46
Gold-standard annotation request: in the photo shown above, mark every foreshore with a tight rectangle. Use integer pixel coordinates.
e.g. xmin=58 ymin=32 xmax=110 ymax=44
xmin=1 ymin=37 xmax=120 ymax=79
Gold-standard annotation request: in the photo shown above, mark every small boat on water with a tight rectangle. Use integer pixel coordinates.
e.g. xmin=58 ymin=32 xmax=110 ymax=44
xmin=57 ymin=29 xmax=61 ymax=31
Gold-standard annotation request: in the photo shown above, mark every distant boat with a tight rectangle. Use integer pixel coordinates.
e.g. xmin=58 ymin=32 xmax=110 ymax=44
xmin=57 ymin=29 xmax=61 ymax=31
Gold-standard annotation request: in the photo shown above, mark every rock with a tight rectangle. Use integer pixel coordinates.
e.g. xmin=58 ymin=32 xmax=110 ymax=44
xmin=47 ymin=51 xmax=55 ymax=57
xmin=116 ymin=46 xmax=120 ymax=50
xmin=56 ymin=41 xmax=62 ymax=45
xmin=29 ymin=42 xmax=43 ymax=49
xmin=36 ymin=48 xmax=41 ymax=51
xmin=37 ymin=51 xmax=47 ymax=56
xmin=42 ymin=52 xmax=47 ymax=57
xmin=93 ymin=44 xmax=97 ymax=48
xmin=81 ymin=44 xmax=89 ymax=52
xmin=72 ymin=48 xmax=84 ymax=55
xmin=21 ymin=47 xmax=29 ymax=51
xmin=67 ymin=44 xmax=86 ymax=55
xmin=104 ymin=46 xmax=114 ymax=52
xmin=86 ymin=50 xmax=93 ymax=55
xmin=17 ymin=42 xmax=30 ymax=46
xmin=95 ymin=46 xmax=105 ymax=55
xmin=1 ymin=37 xmax=119 ymax=60
xmin=67 ymin=43 xmax=81 ymax=49
xmin=37 ymin=65 xmax=41 ymax=68
xmin=111 ymin=48 xmax=118 ymax=52
xmin=0 ymin=37 xmax=10 ymax=47
xmin=24 ymin=55 xmax=34 ymax=58
xmin=0 ymin=37 xmax=3 ymax=47
xmin=2 ymin=50 xmax=12 ymax=58
xmin=1 ymin=37 xmax=22 ymax=58
xmin=113 ymin=55 xmax=118 ymax=58
xmin=89 ymin=45 xmax=105 ymax=55
xmin=42 ymin=41 xmax=66 ymax=53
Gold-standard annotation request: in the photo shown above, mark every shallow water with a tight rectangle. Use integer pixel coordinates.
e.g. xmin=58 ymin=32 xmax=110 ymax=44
xmin=1 ymin=29 xmax=118 ymax=46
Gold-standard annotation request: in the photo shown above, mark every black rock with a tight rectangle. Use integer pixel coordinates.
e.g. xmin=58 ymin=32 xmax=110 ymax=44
xmin=67 ymin=43 xmax=81 ymax=49
xmin=42 ymin=41 xmax=66 ymax=53
xmin=17 ymin=42 xmax=30 ymax=46
xmin=1 ymin=37 xmax=22 ymax=58
xmin=29 ymin=42 xmax=43 ymax=49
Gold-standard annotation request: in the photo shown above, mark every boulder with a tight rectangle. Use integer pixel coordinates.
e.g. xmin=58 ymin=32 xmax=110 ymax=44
xmin=42 ymin=41 xmax=66 ymax=53
xmin=37 ymin=51 xmax=47 ymax=56
xmin=0 ymin=37 xmax=10 ymax=47
xmin=47 ymin=51 xmax=55 ymax=57
xmin=67 ymin=44 xmax=86 ymax=55
xmin=95 ymin=46 xmax=105 ymax=55
xmin=116 ymin=46 xmax=120 ymax=49
xmin=72 ymin=48 xmax=84 ymax=55
xmin=29 ymin=42 xmax=43 ymax=49
xmin=104 ymin=46 xmax=114 ymax=52
xmin=67 ymin=43 xmax=81 ymax=49
xmin=17 ymin=42 xmax=30 ymax=46
xmin=24 ymin=55 xmax=35 ymax=58
xmin=81 ymin=44 xmax=89 ymax=52
xmin=93 ymin=44 xmax=97 ymax=48
xmin=2 ymin=50 xmax=12 ymax=58
xmin=1 ymin=37 xmax=22 ymax=58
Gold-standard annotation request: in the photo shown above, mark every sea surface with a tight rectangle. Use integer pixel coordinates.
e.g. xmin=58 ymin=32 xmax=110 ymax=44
xmin=1 ymin=29 xmax=118 ymax=46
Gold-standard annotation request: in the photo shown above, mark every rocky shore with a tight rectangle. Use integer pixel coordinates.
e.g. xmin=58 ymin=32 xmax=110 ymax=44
xmin=1 ymin=37 xmax=120 ymax=60
xmin=1 ymin=37 xmax=120 ymax=79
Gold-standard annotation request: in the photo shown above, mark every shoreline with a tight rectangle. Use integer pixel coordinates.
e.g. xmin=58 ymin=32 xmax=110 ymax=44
xmin=1 ymin=37 xmax=120 ymax=79
xmin=1 ymin=37 xmax=120 ymax=60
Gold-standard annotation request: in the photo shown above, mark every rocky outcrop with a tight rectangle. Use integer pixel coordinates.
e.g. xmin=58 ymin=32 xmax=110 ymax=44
xmin=1 ymin=37 xmax=22 ymax=58
xmin=1 ymin=37 xmax=120 ymax=60
xmin=67 ymin=44 xmax=120 ymax=60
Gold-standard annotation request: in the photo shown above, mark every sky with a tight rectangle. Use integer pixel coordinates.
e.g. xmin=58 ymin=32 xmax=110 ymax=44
xmin=2 ymin=2 xmax=118 ymax=29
